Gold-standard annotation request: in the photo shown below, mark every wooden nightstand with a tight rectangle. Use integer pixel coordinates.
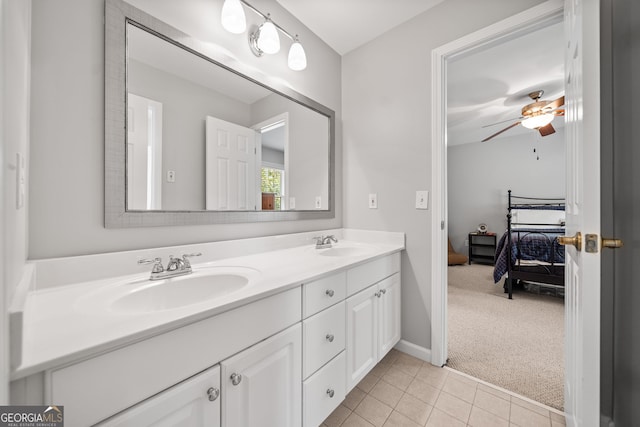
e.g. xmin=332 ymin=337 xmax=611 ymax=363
xmin=468 ymin=232 xmax=497 ymax=265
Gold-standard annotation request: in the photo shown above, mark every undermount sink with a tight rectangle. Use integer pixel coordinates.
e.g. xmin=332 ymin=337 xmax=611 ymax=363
xmin=94 ymin=267 xmax=260 ymax=314
xmin=315 ymin=244 xmax=377 ymax=257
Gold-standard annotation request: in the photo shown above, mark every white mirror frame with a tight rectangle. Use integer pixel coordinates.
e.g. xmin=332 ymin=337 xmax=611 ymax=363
xmin=105 ymin=0 xmax=335 ymax=228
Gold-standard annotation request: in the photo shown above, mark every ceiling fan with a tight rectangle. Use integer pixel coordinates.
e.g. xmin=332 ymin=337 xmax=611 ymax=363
xmin=481 ymin=90 xmax=565 ymax=142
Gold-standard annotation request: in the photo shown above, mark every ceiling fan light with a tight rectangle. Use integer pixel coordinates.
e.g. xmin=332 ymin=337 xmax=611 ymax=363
xmin=221 ymin=0 xmax=246 ymax=34
xmin=257 ymin=20 xmax=280 ymax=54
xmin=288 ymin=40 xmax=306 ymax=71
xmin=522 ymin=113 xmax=554 ymax=129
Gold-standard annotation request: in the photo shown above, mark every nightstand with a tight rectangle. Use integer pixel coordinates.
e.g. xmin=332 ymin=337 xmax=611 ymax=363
xmin=468 ymin=232 xmax=497 ymax=265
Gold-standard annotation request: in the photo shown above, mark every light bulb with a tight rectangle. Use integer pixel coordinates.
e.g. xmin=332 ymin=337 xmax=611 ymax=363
xmin=257 ymin=20 xmax=280 ymax=54
xmin=521 ymin=114 xmax=554 ymax=129
xmin=288 ymin=40 xmax=307 ymax=71
xmin=221 ymin=0 xmax=246 ymax=34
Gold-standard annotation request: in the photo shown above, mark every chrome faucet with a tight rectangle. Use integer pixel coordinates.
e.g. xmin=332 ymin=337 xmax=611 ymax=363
xmin=313 ymin=235 xmax=338 ymax=249
xmin=138 ymin=253 xmax=202 ymax=280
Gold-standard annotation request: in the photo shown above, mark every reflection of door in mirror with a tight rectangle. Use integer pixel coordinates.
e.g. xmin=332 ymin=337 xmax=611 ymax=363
xmin=254 ymin=114 xmax=288 ymax=211
xmin=205 ymin=116 xmax=259 ymax=210
xmin=127 ymin=93 xmax=163 ymax=210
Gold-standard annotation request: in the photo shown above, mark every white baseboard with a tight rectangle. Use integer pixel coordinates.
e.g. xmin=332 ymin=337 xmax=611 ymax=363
xmin=394 ymin=340 xmax=431 ymax=363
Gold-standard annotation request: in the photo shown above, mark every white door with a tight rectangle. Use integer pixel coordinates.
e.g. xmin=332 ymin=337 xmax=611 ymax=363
xmin=127 ymin=93 xmax=162 ymax=210
xmin=378 ymin=273 xmax=401 ymax=357
xmin=221 ymin=324 xmax=301 ymax=427
xmin=97 ymin=366 xmax=220 ymax=427
xmin=346 ymin=285 xmax=378 ymax=391
xmin=205 ymin=116 xmax=257 ymax=210
xmin=561 ymin=1 xmax=600 ymax=425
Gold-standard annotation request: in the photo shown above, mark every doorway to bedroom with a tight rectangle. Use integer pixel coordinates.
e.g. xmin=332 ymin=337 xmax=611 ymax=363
xmin=444 ymin=18 xmax=566 ymax=411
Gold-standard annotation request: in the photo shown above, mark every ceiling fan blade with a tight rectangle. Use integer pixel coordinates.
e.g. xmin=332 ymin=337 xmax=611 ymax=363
xmin=545 ymin=95 xmax=565 ymax=111
xmin=481 ymin=122 xmax=520 ymax=142
xmin=482 ymin=116 xmax=523 ymax=128
xmin=538 ymin=123 xmax=556 ymax=137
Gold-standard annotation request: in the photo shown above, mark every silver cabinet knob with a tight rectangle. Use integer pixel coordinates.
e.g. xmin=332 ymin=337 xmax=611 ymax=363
xmin=375 ymin=291 xmax=382 ymax=298
xmin=381 ymin=289 xmax=387 ymax=295
xmin=325 ymin=289 xmax=335 ymax=297
xmin=207 ymin=387 xmax=220 ymax=401
xmin=326 ymin=389 xmax=335 ymax=398
xmin=326 ymin=334 xmax=335 ymax=343
xmin=230 ymin=373 xmax=242 ymax=386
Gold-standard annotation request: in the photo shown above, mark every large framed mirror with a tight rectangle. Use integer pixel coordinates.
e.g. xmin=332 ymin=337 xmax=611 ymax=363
xmin=105 ymin=0 xmax=335 ymax=227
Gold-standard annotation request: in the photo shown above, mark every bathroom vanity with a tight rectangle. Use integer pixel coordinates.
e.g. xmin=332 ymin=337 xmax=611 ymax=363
xmin=9 ymin=229 xmax=404 ymax=427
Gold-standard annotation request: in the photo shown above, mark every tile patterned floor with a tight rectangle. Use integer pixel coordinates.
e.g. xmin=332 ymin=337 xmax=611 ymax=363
xmin=321 ymin=350 xmax=566 ymax=427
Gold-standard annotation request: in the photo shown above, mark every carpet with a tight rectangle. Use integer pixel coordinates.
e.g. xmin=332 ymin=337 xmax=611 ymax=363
xmin=446 ymin=263 xmax=565 ymax=410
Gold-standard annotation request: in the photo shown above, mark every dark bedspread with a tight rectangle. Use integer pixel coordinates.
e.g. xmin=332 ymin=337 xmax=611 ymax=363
xmin=493 ymin=228 xmax=565 ymax=283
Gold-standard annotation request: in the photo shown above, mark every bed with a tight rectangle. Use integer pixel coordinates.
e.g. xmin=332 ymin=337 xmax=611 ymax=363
xmin=493 ymin=190 xmax=565 ymax=299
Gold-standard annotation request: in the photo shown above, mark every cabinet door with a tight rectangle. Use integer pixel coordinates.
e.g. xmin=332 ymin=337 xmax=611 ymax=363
xmin=378 ymin=273 xmax=401 ymax=358
xmin=221 ymin=324 xmax=301 ymax=427
xmin=346 ymin=285 xmax=379 ymax=392
xmin=96 ymin=366 xmax=221 ymax=427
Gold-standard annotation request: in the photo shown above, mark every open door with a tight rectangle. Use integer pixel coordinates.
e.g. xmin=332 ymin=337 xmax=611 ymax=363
xmin=205 ymin=116 xmax=258 ymax=210
xmin=559 ymin=1 xmax=605 ymax=425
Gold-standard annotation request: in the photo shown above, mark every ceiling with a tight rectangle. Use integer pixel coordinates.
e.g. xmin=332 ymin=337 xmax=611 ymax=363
xmin=274 ymin=0 xmax=444 ymax=55
xmin=272 ymin=1 xmax=564 ymax=146
xmin=447 ymin=21 xmax=565 ymax=146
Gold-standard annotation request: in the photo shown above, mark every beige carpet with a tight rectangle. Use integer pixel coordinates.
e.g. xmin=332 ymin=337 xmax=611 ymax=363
xmin=446 ymin=263 xmax=565 ymax=410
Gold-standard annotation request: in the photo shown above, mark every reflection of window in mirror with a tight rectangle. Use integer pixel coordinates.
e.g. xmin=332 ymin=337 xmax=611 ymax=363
xmin=254 ymin=114 xmax=289 ymax=210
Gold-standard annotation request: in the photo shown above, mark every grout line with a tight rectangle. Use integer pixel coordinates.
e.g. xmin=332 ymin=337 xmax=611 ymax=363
xmin=444 ymin=365 xmax=566 ymax=417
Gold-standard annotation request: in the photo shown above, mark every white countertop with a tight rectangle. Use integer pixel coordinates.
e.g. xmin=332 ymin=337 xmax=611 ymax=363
xmin=12 ymin=229 xmax=404 ymax=379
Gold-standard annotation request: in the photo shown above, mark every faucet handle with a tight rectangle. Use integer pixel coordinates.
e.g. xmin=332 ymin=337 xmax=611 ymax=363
xmin=138 ymin=257 xmax=164 ymax=273
xmin=312 ymin=236 xmax=324 ymax=244
xmin=182 ymin=252 xmax=202 ymax=268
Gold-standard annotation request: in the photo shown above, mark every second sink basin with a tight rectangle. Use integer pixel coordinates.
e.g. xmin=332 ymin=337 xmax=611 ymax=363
xmin=314 ymin=242 xmax=378 ymax=258
xmin=112 ymin=271 xmax=252 ymax=313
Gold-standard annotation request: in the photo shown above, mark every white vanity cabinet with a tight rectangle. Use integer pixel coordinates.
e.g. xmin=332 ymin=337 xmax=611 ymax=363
xmin=346 ymin=272 xmax=401 ymax=392
xmin=301 ymin=272 xmax=347 ymax=427
xmin=96 ymin=366 xmax=221 ymax=427
xmin=221 ymin=324 xmax=301 ymax=427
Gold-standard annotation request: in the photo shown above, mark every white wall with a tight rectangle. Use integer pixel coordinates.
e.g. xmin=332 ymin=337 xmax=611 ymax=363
xmin=448 ymin=129 xmax=566 ymax=253
xmin=29 ymin=0 xmax=341 ymax=259
xmin=342 ymin=0 xmax=546 ymax=353
xmin=2 ymin=0 xmax=31 ymax=403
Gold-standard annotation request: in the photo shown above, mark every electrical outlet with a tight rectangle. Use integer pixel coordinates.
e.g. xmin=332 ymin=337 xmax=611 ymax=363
xmin=464 ymin=239 xmax=469 ymax=247
xmin=289 ymin=197 xmax=296 ymax=209
xmin=315 ymin=196 xmax=322 ymax=209
xmin=167 ymin=170 xmax=176 ymax=183
xmin=369 ymin=193 xmax=378 ymax=209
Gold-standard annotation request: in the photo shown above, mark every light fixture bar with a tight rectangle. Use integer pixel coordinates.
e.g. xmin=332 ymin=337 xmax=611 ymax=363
xmin=240 ymin=0 xmax=295 ymax=41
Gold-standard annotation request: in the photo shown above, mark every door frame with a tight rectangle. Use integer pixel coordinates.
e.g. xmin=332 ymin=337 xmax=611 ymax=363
xmin=429 ymin=0 xmax=564 ymax=367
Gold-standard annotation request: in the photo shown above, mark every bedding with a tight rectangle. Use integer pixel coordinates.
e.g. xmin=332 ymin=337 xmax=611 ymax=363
xmin=493 ymin=228 xmax=565 ymax=283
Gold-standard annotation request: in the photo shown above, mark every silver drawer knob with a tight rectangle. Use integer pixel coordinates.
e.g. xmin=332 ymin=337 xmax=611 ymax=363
xmin=375 ymin=291 xmax=382 ymax=298
xmin=327 ymin=388 xmax=335 ymax=398
xmin=230 ymin=373 xmax=242 ymax=386
xmin=207 ymin=387 xmax=220 ymax=401
xmin=325 ymin=289 xmax=335 ymax=297
xmin=326 ymin=334 xmax=335 ymax=342
xmin=381 ymin=289 xmax=387 ymax=295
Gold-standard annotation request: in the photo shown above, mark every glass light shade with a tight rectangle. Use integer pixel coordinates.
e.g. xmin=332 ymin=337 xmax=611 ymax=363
xmin=288 ymin=41 xmax=307 ymax=71
xmin=257 ymin=21 xmax=280 ymax=54
xmin=521 ymin=113 xmax=554 ymax=129
xmin=221 ymin=0 xmax=246 ymax=34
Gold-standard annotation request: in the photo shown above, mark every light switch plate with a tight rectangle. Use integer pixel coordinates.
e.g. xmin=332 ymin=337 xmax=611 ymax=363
xmin=315 ymin=196 xmax=322 ymax=209
xmin=369 ymin=193 xmax=378 ymax=209
xmin=289 ymin=197 xmax=296 ymax=209
xmin=416 ymin=190 xmax=429 ymax=209
xmin=167 ymin=170 xmax=176 ymax=183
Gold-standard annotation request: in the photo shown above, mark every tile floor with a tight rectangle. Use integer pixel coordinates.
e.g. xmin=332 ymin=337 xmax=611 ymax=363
xmin=321 ymin=350 xmax=566 ymax=427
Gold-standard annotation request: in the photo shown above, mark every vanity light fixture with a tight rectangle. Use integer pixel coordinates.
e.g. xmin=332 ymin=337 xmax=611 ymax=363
xmin=521 ymin=113 xmax=555 ymax=129
xmin=221 ymin=0 xmax=246 ymax=34
xmin=221 ymin=0 xmax=307 ymax=71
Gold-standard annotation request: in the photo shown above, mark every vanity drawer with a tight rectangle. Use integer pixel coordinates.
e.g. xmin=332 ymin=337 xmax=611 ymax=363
xmin=347 ymin=253 xmax=400 ymax=296
xmin=302 ymin=271 xmax=346 ymax=318
xmin=303 ymin=300 xmax=345 ymax=379
xmin=303 ymin=351 xmax=346 ymax=427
